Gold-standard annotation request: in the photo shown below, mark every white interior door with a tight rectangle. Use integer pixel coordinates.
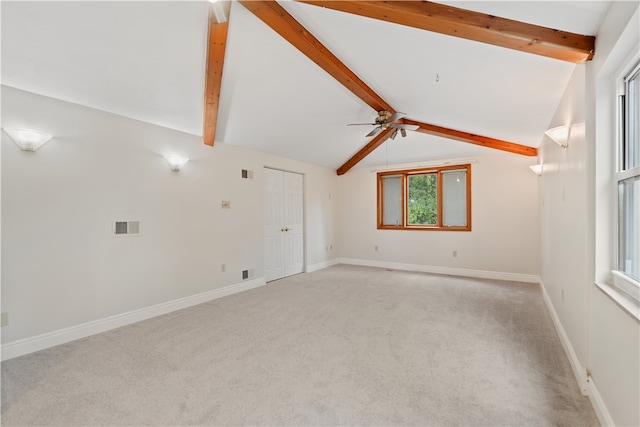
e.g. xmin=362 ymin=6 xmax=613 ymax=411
xmin=264 ymin=168 xmax=284 ymax=282
xmin=264 ymin=168 xmax=304 ymax=282
xmin=283 ymin=171 xmax=304 ymax=277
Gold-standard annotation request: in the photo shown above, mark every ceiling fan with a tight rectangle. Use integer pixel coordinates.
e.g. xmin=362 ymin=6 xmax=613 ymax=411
xmin=347 ymin=111 xmax=419 ymax=139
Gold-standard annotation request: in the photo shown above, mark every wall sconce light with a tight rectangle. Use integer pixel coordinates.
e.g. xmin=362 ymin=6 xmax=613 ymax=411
xmin=164 ymin=155 xmax=189 ymax=172
xmin=545 ymin=125 xmax=570 ymax=148
xmin=3 ymin=128 xmax=53 ymax=151
xmin=529 ymin=164 xmax=543 ymax=176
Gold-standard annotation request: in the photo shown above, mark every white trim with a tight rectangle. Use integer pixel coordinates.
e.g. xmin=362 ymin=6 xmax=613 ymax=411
xmin=540 ymin=280 xmax=589 ymax=394
xmin=1 ymin=277 xmax=266 ymax=361
xmin=541 ymin=281 xmax=615 ymax=426
xmin=611 ymin=270 xmax=640 ymax=304
xmin=306 ymin=258 xmax=340 ymax=273
xmin=587 ymin=374 xmax=617 ymax=427
xmin=338 ymin=258 xmax=539 ymax=283
xmin=595 ymin=280 xmax=640 ymax=322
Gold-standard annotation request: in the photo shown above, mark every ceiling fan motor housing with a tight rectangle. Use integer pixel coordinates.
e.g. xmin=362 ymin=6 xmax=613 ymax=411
xmin=375 ymin=110 xmax=391 ymax=126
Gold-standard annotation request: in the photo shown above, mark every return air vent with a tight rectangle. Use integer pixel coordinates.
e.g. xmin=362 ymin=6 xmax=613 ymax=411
xmin=113 ymin=220 xmax=141 ymax=237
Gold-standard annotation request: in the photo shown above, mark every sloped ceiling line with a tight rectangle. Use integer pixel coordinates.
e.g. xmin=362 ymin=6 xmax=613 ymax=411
xmin=297 ymin=0 xmax=596 ymax=63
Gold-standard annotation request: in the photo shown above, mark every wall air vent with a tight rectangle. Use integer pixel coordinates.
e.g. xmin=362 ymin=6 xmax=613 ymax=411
xmin=113 ymin=220 xmax=141 ymax=237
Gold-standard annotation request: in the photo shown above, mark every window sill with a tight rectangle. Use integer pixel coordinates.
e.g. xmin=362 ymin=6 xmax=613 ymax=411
xmin=594 ymin=280 xmax=640 ymax=322
xmin=377 ymin=225 xmax=471 ymax=232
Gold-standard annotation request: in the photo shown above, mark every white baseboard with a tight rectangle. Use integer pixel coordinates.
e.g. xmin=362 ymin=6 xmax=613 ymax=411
xmin=339 ymin=258 xmax=540 ymax=283
xmin=307 ymin=258 xmax=340 ymax=273
xmin=587 ymin=374 xmax=616 ymax=426
xmin=532 ymin=281 xmax=615 ymax=425
xmin=1 ymin=277 xmax=266 ymax=361
xmin=539 ymin=280 xmax=589 ymax=395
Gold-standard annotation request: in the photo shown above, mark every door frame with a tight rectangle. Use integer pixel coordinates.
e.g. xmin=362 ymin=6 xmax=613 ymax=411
xmin=263 ymin=166 xmax=306 ymax=280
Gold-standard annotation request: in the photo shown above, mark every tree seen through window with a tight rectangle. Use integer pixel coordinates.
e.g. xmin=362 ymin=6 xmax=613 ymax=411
xmin=408 ymin=174 xmax=437 ymax=225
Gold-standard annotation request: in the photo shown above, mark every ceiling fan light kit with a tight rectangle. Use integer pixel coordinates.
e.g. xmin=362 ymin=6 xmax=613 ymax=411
xmin=348 ymin=111 xmax=419 ymax=139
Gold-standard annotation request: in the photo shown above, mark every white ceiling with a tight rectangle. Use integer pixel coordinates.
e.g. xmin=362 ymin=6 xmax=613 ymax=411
xmin=1 ymin=1 xmax=611 ymax=171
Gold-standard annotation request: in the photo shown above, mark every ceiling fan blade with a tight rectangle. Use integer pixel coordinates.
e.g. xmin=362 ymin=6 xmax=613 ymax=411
xmin=390 ymin=123 xmax=420 ymax=131
xmin=366 ymin=126 xmax=382 ymax=137
xmin=347 ymin=123 xmax=377 ymax=126
xmin=400 ymin=129 xmax=407 ymax=138
xmin=389 ymin=112 xmax=407 ymax=122
xmin=390 ymin=129 xmax=399 ymax=140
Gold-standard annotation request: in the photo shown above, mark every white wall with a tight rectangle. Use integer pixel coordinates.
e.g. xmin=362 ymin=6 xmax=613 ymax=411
xmin=337 ymin=153 xmax=540 ymax=280
xmin=539 ymin=64 xmax=590 ymax=370
xmin=540 ymin=2 xmax=640 ymax=426
xmin=1 ymin=86 xmax=340 ymax=345
xmin=589 ymin=3 xmax=640 ymax=426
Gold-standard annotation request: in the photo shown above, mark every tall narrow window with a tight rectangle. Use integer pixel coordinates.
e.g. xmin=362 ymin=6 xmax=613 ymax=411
xmin=377 ymin=164 xmax=471 ymax=231
xmin=381 ymin=175 xmax=402 ymax=226
xmin=442 ymin=170 xmax=468 ymax=227
xmin=615 ymin=60 xmax=640 ymax=299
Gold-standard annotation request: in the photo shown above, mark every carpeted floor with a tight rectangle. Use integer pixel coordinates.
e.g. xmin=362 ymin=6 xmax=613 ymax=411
xmin=1 ymin=265 xmax=599 ymax=426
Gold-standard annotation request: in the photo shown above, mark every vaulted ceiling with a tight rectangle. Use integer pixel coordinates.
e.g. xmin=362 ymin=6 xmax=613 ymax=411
xmin=2 ymin=1 xmax=611 ymax=173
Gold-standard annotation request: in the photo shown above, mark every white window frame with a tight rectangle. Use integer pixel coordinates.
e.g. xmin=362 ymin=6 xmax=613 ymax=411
xmin=612 ymin=56 xmax=640 ymax=308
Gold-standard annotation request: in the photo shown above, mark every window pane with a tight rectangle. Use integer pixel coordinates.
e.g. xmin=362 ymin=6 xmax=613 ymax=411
xmin=443 ymin=170 xmax=467 ymax=226
xmin=618 ymin=176 xmax=640 ymax=282
xmin=407 ymin=174 xmax=437 ymax=225
xmin=626 ymin=66 xmax=639 ymax=169
xmin=382 ymin=175 xmax=402 ymax=226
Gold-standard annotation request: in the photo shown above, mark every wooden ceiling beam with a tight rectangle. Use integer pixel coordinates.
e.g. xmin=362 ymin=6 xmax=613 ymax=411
xmin=337 ymin=128 xmax=395 ymax=175
xmin=203 ymin=11 xmax=230 ymax=146
xmin=297 ymin=1 xmax=595 ymax=63
xmin=402 ymin=118 xmax=538 ymax=157
xmin=336 ymin=119 xmax=536 ymax=176
xmin=239 ymin=0 xmax=394 ymax=113
xmin=239 ymin=0 xmax=539 ymax=175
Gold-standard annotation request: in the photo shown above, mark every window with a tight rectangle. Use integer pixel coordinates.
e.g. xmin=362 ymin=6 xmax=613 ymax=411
xmin=377 ymin=164 xmax=471 ymax=231
xmin=614 ymin=60 xmax=640 ymax=301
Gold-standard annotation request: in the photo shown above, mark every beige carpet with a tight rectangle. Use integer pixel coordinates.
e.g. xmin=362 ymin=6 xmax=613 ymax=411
xmin=1 ymin=265 xmax=599 ymax=426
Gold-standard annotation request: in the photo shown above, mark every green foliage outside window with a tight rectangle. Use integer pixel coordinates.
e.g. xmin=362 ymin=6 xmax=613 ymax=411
xmin=408 ymin=174 xmax=437 ymax=225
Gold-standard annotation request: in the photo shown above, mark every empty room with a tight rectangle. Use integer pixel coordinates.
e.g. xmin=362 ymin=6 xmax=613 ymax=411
xmin=1 ymin=1 xmax=639 ymax=425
